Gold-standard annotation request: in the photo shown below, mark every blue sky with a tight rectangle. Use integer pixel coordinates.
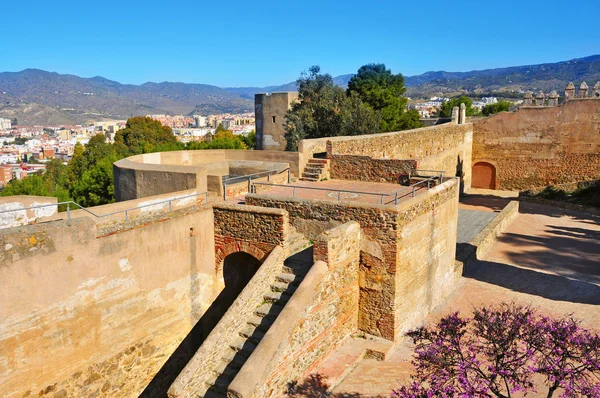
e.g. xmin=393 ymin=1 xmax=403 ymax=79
xmin=1 ymin=0 xmax=598 ymax=87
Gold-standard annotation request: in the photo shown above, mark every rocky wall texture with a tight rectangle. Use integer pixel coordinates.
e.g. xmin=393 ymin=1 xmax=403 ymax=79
xmin=246 ymin=179 xmax=460 ymax=341
xmin=245 ymin=196 xmax=398 ymax=340
xmin=325 ymin=123 xmax=473 ymax=192
xmin=0 ymin=206 xmax=217 ymax=398
xmin=168 ymin=246 xmax=285 ymax=398
xmin=472 ymin=99 xmax=600 ymax=190
xmin=213 ymin=204 xmax=289 ymax=268
xmin=393 ymin=180 xmax=462 ymax=338
xmin=229 ymin=222 xmax=360 ymax=398
xmin=330 ymin=154 xmax=417 ymax=183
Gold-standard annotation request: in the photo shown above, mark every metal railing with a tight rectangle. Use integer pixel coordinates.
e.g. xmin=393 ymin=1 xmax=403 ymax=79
xmin=250 ymin=182 xmax=390 ymax=204
xmin=250 ymin=171 xmax=447 ymax=205
xmin=222 ymin=168 xmax=291 ymax=200
xmin=0 ymin=191 xmax=210 ymax=224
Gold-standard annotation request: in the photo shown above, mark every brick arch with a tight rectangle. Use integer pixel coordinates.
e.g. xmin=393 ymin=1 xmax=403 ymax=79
xmin=472 ymin=161 xmax=497 ymax=189
xmin=215 ymin=241 xmax=267 ymax=274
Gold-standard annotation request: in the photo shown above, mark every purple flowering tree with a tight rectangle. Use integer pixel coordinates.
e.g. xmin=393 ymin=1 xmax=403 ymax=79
xmin=393 ymin=303 xmax=600 ymax=398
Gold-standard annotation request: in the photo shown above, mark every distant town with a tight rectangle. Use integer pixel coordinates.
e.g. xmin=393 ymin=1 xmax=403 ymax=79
xmin=0 ymin=112 xmax=255 ymax=187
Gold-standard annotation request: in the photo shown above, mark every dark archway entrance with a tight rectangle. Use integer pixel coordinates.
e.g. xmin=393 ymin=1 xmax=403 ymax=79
xmin=221 ymin=252 xmax=262 ymax=309
xmin=472 ymin=162 xmax=497 ymax=189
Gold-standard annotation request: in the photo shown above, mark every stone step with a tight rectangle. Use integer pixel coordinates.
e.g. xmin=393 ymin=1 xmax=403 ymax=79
xmin=276 ymin=272 xmax=297 ymax=284
xmin=299 ymin=177 xmax=319 ymax=182
xmin=304 ymin=165 xmax=325 ymax=172
xmin=227 ymin=355 xmax=247 ymax=370
xmin=308 ymin=159 xmax=329 ymax=164
xmin=203 ymin=390 xmax=227 ymax=398
xmin=302 ymin=171 xmax=321 ymax=177
xmin=270 ymin=281 xmax=290 ymax=293
xmin=247 ymin=314 xmax=277 ymax=330
xmin=240 ymin=324 xmax=267 ymax=344
xmin=230 ymin=337 xmax=257 ymax=352
xmin=220 ymin=348 xmax=237 ymax=363
xmin=264 ymin=290 xmax=288 ymax=304
xmin=254 ymin=302 xmax=283 ymax=318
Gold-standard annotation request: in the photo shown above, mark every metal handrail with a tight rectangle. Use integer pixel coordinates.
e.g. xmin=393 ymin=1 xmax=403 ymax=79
xmin=250 ymin=182 xmax=390 ymax=204
xmin=391 ymin=174 xmax=445 ymax=204
xmin=0 ymin=191 xmax=210 ymax=223
xmin=223 ymin=168 xmax=291 ymax=200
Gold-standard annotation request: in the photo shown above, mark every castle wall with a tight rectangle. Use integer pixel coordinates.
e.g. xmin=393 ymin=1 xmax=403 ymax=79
xmin=245 ymin=178 xmax=460 ymax=341
xmin=0 ymin=206 xmax=217 ymax=398
xmin=255 ymin=92 xmax=299 ymax=151
xmin=330 ymin=154 xmax=417 ymax=183
xmin=472 ymin=99 xmax=600 ymax=190
xmin=299 ymin=122 xmax=473 ymax=192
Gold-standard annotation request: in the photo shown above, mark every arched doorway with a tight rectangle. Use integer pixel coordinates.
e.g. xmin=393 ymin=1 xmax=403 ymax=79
xmin=472 ymin=162 xmax=497 ymax=189
xmin=221 ymin=252 xmax=262 ymax=306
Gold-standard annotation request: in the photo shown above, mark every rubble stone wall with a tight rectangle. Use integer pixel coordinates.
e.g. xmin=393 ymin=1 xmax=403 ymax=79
xmin=473 ymin=98 xmax=600 ymax=190
xmin=330 ymin=154 xmax=417 ymax=183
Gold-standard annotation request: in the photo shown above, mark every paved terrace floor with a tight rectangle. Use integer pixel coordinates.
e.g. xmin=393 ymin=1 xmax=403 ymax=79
xmin=250 ymin=179 xmax=432 ymax=206
xmin=295 ymin=201 xmax=600 ymax=398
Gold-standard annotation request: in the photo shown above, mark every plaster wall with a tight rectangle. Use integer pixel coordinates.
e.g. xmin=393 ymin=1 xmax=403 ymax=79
xmin=0 ymin=206 xmax=217 ymax=398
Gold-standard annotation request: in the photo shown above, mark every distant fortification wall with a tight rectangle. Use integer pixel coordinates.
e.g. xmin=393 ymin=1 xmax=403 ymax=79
xmin=299 ymin=122 xmax=473 ymax=191
xmin=472 ymin=99 xmax=600 ymax=190
xmin=0 ymin=205 xmax=217 ymax=398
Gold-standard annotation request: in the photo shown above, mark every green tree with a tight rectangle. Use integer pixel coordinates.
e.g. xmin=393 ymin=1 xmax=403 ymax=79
xmin=241 ymin=131 xmax=256 ymax=149
xmin=284 ymin=66 xmax=380 ymax=150
xmin=482 ymin=100 xmax=512 ymax=116
xmin=347 ymin=63 xmax=421 ymax=132
xmin=439 ymin=96 xmax=478 ymax=117
xmin=114 ymin=116 xmax=177 ymax=155
xmin=71 ymin=156 xmax=116 ymax=207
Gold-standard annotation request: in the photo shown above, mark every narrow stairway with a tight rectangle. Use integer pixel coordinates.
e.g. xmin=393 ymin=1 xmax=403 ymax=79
xmin=202 ymin=240 xmax=313 ymax=397
xmin=300 ymin=158 xmax=330 ymax=181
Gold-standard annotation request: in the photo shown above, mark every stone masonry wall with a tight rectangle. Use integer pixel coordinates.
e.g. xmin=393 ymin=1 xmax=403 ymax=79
xmin=0 ymin=205 xmax=217 ymax=398
xmin=393 ymin=179 xmax=461 ymax=338
xmin=229 ymin=222 xmax=360 ymax=398
xmin=168 ymin=246 xmax=285 ymax=398
xmin=323 ymin=123 xmax=473 ymax=192
xmin=472 ymin=99 xmax=600 ymax=190
xmin=330 ymin=154 xmax=417 ymax=183
xmin=213 ymin=204 xmax=289 ymax=276
xmin=246 ymin=179 xmax=460 ymax=341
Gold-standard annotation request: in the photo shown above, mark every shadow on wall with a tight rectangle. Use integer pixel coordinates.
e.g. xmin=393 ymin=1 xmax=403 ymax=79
xmin=287 ymin=373 xmax=377 ymax=398
xmin=456 ymin=155 xmax=464 ymax=194
xmin=140 ymin=252 xmax=261 ymax=397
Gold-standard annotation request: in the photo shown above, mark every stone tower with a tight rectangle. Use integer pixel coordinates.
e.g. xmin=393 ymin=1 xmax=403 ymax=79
xmin=547 ymin=90 xmax=559 ymax=106
xmin=565 ymin=82 xmax=575 ymax=100
xmin=523 ymin=91 xmax=533 ymax=106
xmin=255 ymin=92 xmax=300 ymax=150
xmin=579 ymin=82 xmax=589 ymax=98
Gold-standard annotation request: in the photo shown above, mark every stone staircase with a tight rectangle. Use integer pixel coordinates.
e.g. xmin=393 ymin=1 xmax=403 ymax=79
xmin=300 ymin=158 xmax=330 ymax=182
xmin=202 ymin=241 xmax=313 ymax=397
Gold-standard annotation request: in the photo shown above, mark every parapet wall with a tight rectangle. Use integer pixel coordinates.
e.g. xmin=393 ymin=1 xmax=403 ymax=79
xmin=114 ymin=150 xmax=299 ymax=201
xmin=0 ymin=195 xmax=58 ymax=229
xmin=473 ymin=98 xmax=600 ymax=190
xmin=246 ymin=178 xmax=460 ymax=341
xmin=299 ymin=122 xmax=473 ymax=191
xmin=330 ymin=154 xmax=417 ymax=183
xmin=0 ymin=205 xmax=217 ymax=398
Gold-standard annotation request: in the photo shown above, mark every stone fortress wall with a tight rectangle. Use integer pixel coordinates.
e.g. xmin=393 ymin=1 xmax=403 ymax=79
xmin=255 ymin=92 xmax=299 ymax=151
xmin=472 ymin=98 xmax=600 ymax=190
xmin=246 ymin=177 xmax=461 ymax=340
xmin=0 ymin=204 xmax=217 ymax=398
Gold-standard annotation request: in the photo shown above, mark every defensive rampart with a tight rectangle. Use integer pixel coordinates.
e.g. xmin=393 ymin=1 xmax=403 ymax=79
xmin=472 ymin=98 xmax=600 ymax=190
xmin=0 ymin=204 xmax=217 ymax=398
xmin=114 ymin=150 xmax=299 ymax=201
xmin=246 ymin=177 xmax=461 ymax=340
xmin=298 ymin=122 xmax=473 ymax=191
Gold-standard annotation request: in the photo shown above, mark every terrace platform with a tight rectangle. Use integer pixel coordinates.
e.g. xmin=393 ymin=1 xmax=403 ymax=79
xmin=247 ymin=178 xmax=437 ymax=206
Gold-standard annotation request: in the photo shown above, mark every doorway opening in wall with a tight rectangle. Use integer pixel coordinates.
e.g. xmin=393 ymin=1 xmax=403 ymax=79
xmin=221 ymin=252 xmax=262 ymax=307
xmin=472 ymin=162 xmax=497 ymax=189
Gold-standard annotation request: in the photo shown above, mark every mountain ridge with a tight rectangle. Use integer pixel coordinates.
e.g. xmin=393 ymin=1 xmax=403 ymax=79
xmin=1 ymin=54 xmax=599 ymax=125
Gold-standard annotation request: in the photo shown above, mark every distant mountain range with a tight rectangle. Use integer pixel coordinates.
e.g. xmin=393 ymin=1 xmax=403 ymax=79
xmin=1 ymin=55 xmax=599 ymax=125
